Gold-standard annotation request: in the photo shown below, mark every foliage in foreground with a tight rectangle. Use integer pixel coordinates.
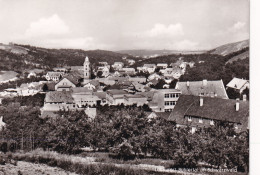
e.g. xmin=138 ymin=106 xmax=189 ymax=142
xmin=0 ymin=97 xmax=249 ymax=172
xmin=8 ymin=150 xmax=174 ymax=175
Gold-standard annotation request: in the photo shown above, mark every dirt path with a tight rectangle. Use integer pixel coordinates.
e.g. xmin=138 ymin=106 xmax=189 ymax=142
xmin=0 ymin=161 xmax=78 ymax=175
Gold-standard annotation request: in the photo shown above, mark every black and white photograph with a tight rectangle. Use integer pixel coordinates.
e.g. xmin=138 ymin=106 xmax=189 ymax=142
xmin=0 ymin=0 xmax=251 ymax=174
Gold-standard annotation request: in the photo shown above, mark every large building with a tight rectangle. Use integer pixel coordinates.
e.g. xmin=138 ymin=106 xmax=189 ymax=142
xmin=106 ymin=90 xmax=129 ymax=105
xmin=168 ymin=95 xmax=249 ymax=133
xmin=148 ymin=89 xmax=182 ymax=112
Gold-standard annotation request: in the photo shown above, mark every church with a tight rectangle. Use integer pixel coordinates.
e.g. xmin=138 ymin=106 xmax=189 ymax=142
xmin=83 ymin=56 xmax=91 ymax=84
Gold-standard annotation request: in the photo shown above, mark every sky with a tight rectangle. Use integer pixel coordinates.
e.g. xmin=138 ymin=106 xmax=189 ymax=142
xmin=0 ymin=0 xmax=249 ymax=51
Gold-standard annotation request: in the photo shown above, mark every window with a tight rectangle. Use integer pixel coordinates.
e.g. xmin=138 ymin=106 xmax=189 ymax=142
xmin=199 ymin=118 xmax=203 ymax=123
xmin=176 ymin=94 xmax=179 ymax=97
xmin=165 ymin=94 xmax=169 ymax=98
xmin=188 ymin=116 xmax=192 ymax=122
xmin=165 ymin=101 xmax=170 ymax=106
xmin=210 ymin=119 xmax=214 ymax=125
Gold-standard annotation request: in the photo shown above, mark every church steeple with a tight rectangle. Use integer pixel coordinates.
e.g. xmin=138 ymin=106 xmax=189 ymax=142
xmin=84 ymin=56 xmax=90 ymax=80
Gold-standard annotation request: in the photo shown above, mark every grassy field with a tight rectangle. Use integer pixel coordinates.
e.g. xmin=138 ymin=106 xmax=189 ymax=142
xmin=7 ymin=150 xmax=248 ymax=175
xmin=0 ymin=71 xmax=18 ymax=82
xmin=8 ymin=150 xmax=179 ymax=175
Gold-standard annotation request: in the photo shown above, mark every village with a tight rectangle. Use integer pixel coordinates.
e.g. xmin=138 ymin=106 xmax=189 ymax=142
xmin=0 ymin=55 xmax=249 ymax=133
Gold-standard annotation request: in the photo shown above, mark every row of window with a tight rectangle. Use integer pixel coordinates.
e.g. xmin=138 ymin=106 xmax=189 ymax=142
xmin=187 ymin=116 xmax=214 ymax=125
xmin=164 ymin=93 xmax=180 ymax=98
xmin=165 ymin=101 xmax=176 ymax=106
xmin=165 ymin=109 xmax=173 ymax=112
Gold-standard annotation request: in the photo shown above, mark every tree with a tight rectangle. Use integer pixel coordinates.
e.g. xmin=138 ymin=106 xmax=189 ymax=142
xmin=154 ymin=79 xmax=166 ymax=89
xmin=226 ymin=88 xmax=240 ymax=99
xmin=42 ymin=84 xmax=48 ymax=92
xmin=169 ymin=79 xmax=178 ymax=89
xmin=96 ymin=71 xmax=103 ymax=78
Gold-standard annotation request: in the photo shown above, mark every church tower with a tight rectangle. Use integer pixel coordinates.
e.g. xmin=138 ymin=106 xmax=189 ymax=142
xmin=84 ymin=56 xmax=90 ymax=80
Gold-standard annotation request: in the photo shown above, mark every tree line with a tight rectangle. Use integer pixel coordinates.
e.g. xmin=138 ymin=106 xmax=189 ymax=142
xmin=0 ymin=95 xmax=249 ymax=172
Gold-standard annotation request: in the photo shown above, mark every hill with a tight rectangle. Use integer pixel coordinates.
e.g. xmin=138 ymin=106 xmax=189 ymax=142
xmin=117 ymin=49 xmax=205 ymax=58
xmin=225 ymin=49 xmax=249 ymax=64
xmin=0 ymin=44 xmax=136 ymax=73
xmin=209 ymin=39 xmax=249 ymax=56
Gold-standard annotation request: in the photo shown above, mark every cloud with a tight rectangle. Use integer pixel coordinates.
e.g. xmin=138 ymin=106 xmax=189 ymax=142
xmin=11 ymin=14 xmax=112 ymax=50
xmin=144 ymin=23 xmax=184 ymax=38
xmin=228 ymin=21 xmax=246 ymax=32
xmin=25 ymin=14 xmax=70 ymax=38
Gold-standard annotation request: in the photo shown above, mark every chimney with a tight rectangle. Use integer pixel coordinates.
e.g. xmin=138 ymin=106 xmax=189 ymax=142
xmin=200 ymin=96 xmax=203 ymax=106
xmin=187 ymin=81 xmax=190 ymax=87
xmin=236 ymin=98 xmax=239 ymax=111
xmin=202 ymin=79 xmax=207 ymax=86
xmin=243 ymin=94 xmax=247 ymax=101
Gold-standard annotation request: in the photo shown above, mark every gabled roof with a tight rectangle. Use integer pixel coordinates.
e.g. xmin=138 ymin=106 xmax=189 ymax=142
xmin=176 ymin=80 xmax=228 ymax=99
xmin=94 ymin=92 xmax=107 ymax=99
xmin=88 ymin=80 xmax=100 ymax=87
xmin=143 ymin=64 xmax=156 ymax=68
xmin=155 ymin=112 xmax=171 ymax=120
xmin=168 ymin=95 xmax=249 ymax=128
xmin=226 ymin=77 xmax=249 ymax=90
xmin=71 ymin=87 xmax=92 ymax=94
xmin=107 ymin=90 xmax=128 ymax=96
xmin=47 ymin=71 xmax=63 ymax=77
xmin=63 ymin=75 xmax=79 ymax=85
xmin=45 ymin=91 xmax=74 ymax=103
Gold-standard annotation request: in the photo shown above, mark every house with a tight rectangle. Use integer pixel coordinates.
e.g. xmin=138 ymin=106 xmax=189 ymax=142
xmin=97 ymin=66 xmax=110 ymax=77
xmin=55 ymin=77 xmax=76 ymax=91
xmin=121 ymin=68 xmax=136 ymax=75
xmin=71 ymin=87 xmax=99 ymax=107
xmin=168 ymin=95 xmax=249 ymax=133
xmin=127 ymin=59 xmax=136 ymax=65
xmin=188 ymin=61 xmax=195 ymax=68
xmin=112 ymin=62 xmax=124 ymax=70
xmin=132 ymin=82 xmax=150 ymax=92
xmin=106 ymin=90 xmax=129 ymax=105
xmin=148 ymin=73 xmax=161 ymax=81
xmin=124 ymin=94 xmax=148 ymax=106
xmin=17 ymin=83 xmax=40 ymax=96
xmin=27 ymin=72 xmax=37 ymax=78
xmin=53 ymin=67 xmax=68 ymax=72
xmin=45 ymin=72 xmax=64 ymax=82
xmin=157 ymin=63 xmax=168 ymax=69
xmin=96 ymin=78 xmax=116 ymax=86
xmin=84 ymin=80 xmax=100 ymax=91
xmin=98 ymin=62 xmax=109 ymax=66
xmin=163 ymin=67 xmax=183 ymax=79
xmin=148 ymin=89 xmax=182 ymax=112
xmin=129 ymin=76 xmax=146 ymax=83
xmin=43 ymin=91 xmax=76 ymax=111
xmin=176 ymin=80 xmax=228 ymax=99
xmin=226 ymin=77 xmax=249 ymax=94
xmin=143 ymin=64 xmax=156 ymax=73
xmin=94 ymin=92 xmax=107 ymax=105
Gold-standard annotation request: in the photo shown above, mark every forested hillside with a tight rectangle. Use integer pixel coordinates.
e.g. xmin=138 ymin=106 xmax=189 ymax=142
xmin=0 ymin=44 xmax=136 ymax=73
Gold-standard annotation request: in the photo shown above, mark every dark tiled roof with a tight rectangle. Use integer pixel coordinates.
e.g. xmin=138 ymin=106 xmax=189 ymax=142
xmin=88 ymin=80 xmax=100 ymax=87
xmin=107 ymin=90 xmax=128 ymax=96
xmin=45 ymin=91 xmax=74 ymax=103
xmin=155 ymin=112 xmax=171 ymax=120
xmin=169 ymin=95 xmax=249 ymax=128
xmin=176 ymin=80 xmax=228 ymax=99
xmin=94 ymin=92 xmax=106 ymax=99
